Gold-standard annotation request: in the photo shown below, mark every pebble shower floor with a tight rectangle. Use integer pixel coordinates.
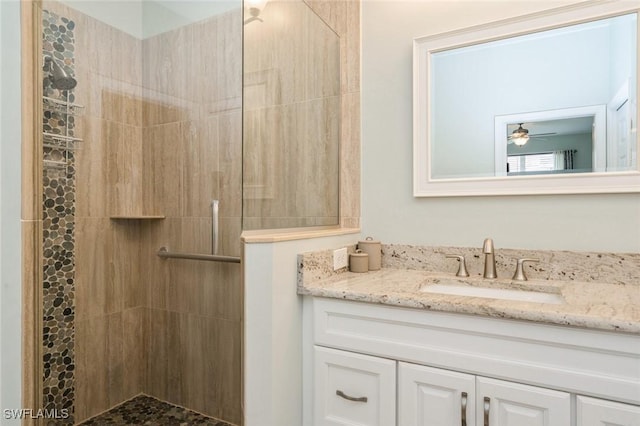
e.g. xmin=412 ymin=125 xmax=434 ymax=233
xmin=77 ymin=395 xmax=234 ymax=426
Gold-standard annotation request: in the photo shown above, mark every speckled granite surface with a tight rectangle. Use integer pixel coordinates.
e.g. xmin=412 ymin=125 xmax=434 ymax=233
xmin=297 ymin=244 xmax=640 ymax=333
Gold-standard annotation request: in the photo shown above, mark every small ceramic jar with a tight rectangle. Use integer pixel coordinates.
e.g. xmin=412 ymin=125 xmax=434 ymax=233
xmin=349 ymin=250 xmax=369 ymax=273
xmin=358 ymin=237 xmax=381 ymax=270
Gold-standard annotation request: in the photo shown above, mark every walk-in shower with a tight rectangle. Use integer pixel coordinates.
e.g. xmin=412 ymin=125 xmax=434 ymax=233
xmin=37 ymin=1 xmax=244 ymax=423
xmin=28 ymin=0 xmax=342 ymax=424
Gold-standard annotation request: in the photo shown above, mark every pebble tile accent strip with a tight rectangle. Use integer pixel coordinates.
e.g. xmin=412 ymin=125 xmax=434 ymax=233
xmin=78 ymin=395 xmax=235 ymax=426
xmin=42 ymin=9 xmax=77 ymax=422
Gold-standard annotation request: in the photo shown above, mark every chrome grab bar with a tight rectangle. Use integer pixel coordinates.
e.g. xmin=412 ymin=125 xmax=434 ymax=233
xmin=212 ymin=199 xmax=219 ymax=255
xmin=157 ymin=246 xmax=240 ymax=264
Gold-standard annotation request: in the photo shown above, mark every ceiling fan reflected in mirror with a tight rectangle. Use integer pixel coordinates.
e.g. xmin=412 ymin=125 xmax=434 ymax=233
xmin=507 ymin=123 xmax=556 ymax=146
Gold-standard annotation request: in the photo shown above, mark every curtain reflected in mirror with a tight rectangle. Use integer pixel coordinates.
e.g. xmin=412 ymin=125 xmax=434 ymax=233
xmin=507 ymin=149 xmax=578 ymax=175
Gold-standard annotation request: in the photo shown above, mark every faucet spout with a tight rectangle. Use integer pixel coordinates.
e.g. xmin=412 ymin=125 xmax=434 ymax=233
xmin=482 ymin=238 xmax=497 ymax=279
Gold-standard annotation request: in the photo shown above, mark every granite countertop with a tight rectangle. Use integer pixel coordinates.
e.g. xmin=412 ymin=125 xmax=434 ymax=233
xmin=298 ymin=268 xmax=640 ymax=334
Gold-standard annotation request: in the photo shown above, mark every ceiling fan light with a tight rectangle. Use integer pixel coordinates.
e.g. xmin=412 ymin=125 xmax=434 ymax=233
xmin=513 ymin=135 xmax=530 ymax=146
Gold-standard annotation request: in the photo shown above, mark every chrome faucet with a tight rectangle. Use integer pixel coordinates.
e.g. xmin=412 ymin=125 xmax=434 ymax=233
xmin=482 ymin=238 xmax=497 ymax=279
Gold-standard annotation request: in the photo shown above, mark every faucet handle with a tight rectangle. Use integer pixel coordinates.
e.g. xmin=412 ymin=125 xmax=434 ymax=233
xmin=446 ymin=254 xmax=469 ymax=277
xmin=512 ymin=258 xmax=540 ymax=281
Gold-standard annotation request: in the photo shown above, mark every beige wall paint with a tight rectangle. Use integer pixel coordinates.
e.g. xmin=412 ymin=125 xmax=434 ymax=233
xmin=361 ymin=0 xmax=640 ymax=252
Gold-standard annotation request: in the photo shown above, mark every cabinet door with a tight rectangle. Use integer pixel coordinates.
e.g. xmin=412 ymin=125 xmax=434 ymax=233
xmin=398 ymin=362 xmax=476 ymax=426
xmin=476 ymin=377 xmax=570 ymax=426
xmin=577 ymin=395 xmax=640 ymax=426
xmin=314 ymin=346 xmax=396 ymax=426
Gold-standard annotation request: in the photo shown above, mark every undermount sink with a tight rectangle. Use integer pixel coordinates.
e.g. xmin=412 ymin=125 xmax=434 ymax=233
xmin=419 ymin=278 xmax=565 ymax=305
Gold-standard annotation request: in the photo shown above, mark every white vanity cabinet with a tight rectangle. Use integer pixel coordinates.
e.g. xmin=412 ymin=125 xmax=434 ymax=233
xmin=304 ymin=297 xmax=640 ymax=426
xmin=577 ymin=396 xmax=640 ymax=426
xmin=398 ymin=363 xmax=570 ymax=426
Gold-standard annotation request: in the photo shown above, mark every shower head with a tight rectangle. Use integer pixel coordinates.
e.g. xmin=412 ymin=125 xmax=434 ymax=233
xmin=44 ymin=56 xmax=77 ymax=91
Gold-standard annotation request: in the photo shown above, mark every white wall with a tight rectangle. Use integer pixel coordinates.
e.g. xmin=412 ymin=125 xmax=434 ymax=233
xmin=0 ymin=0 xmax=23 ymax=422
xmin=0 ymin=1 xmax=4 ymax=415
xmin=243 ymin=232 xmax=360 ymax=426
xmin=361 ymin=0 xmax=640 ymax=253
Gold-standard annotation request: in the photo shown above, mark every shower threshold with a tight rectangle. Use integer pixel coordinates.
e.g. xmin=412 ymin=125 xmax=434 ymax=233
xmin=78 ymin=394 xmax=235 ymax=425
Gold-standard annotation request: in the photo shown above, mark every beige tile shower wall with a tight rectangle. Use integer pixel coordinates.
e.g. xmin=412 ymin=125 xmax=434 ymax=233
xmin=242 ymin=97 xmax=340 ymax=226
xmin=44 ymin=0 xmax=148 ymax=421
xmin=75 ymin=307 xmax=146 ymax=422
xmin=144 ymin=308 xmax=241 ymax=423
xmin=303 ymin=0 xmax=361 ymax=228
xmin=41 ymin=2 xmax=243 ymax=423
xmin=243 ymin=0 xmax=340 ymax=228
xmin=140 ymin=8 xmax=243 ymax=425
xmin=243 ymin=0 xmax=360 ymax=229
xmin=141 ymin=10 xmax=242 ymax=222
xmin=71 ymin=0 xmax=145 ymax=218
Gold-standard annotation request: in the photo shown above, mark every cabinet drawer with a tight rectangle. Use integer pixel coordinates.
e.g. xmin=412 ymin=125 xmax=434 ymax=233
xmin=577 ymin=395 xmax=640 ymax=426
xmin=314 ymin=346 xmax=396 ymax=426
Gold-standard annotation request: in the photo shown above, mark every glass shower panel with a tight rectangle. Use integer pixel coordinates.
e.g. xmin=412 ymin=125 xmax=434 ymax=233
xmin=243 ymin=0 xmax=341 ymax=230
xmin=38 ymin=1 xmax=242 ymax=424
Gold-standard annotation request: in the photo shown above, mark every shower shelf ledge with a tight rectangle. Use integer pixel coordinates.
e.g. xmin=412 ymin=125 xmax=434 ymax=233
xmin=109 ymin=215 xmax=166 ymax=220
xmin=43 ymin=132 xmax=83 ymax=149
xmin=43 ymin=96 xmax=84 ymax=115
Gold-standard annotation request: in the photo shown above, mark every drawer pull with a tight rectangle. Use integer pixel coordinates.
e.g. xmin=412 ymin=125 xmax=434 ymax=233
xmin=483 ymin=397 xmax=490 ymax=426
xmin=461 ymin=392 xmax=467 ymax=426
xmin=336 ymin=390 xmax=368 ymax=403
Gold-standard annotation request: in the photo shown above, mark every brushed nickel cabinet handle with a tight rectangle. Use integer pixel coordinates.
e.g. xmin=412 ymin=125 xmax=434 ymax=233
xmin=461 ymin=392 xmax=468 ymax=426
xmin=336 ymin=390 xmax=368 ymax=403
xmin=483 ymin=397 xmax=490 ymax=426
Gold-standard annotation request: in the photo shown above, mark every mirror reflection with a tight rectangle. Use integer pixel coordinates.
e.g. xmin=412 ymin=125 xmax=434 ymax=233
xmin=505 ymin=117 xmax=593 ymax=175
xmin=429 ymin=12 xmax=637 ymax=180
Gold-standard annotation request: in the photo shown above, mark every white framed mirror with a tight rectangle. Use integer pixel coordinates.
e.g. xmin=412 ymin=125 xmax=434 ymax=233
xmin=413 ymin=1 xmax=639 ymax=197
